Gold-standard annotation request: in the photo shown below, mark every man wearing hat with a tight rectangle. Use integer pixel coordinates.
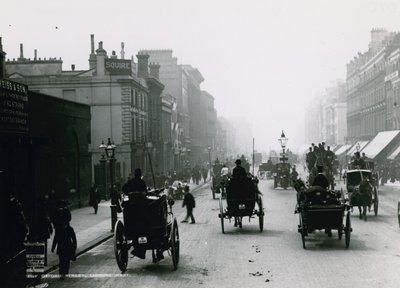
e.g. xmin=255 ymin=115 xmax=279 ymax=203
xmin=232 ymin=159 xmax=247 ymax=179
xmin=311 ymin=165 xmax=329 ymax=189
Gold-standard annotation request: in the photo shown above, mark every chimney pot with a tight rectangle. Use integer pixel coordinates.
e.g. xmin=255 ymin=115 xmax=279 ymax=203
xmin=71 ymin=64 xmax=75 ymax=71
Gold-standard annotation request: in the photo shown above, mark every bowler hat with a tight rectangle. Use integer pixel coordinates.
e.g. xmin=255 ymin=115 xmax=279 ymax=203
xmin=235 ymin=159 xmax=241 ymax=165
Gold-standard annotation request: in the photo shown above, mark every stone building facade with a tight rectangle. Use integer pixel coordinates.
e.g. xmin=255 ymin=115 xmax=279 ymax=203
xmin=346 ymin=29 xmax=400 ymax=142
xmin=5 ymin=35 xmax=165 ymax=188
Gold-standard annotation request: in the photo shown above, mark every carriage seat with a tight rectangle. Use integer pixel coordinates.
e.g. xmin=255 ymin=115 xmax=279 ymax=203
xmin=122 ymin=193 xmax=168 ymax=239
xmin=303 ymin=186 xmax=340 ymax=205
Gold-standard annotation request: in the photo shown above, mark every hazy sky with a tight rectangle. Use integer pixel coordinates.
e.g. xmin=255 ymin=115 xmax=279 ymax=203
xmin=2 ymin=0 xmax=400 ymax=151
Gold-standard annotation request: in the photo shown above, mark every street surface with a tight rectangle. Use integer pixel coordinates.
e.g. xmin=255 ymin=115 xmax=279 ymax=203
xmin=43 ymin=177 xmax=400 ymax=288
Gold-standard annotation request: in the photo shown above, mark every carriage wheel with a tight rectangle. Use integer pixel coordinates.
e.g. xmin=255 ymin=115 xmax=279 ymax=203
xmin=397 ymin=201 xmax=400 ymax=228
xmin=219 ymin=193 xmax=225 ymax=233
xmin=345 ymin=212 xmax=351 ymax=249
xmin=170 ymin=218 xmax=180 ymax=270
xmin=257 ymin=197 xmax=264 ymax=232
xmin=114 ymin=220 xmax=128 ymax=272
xmin=299 ymin=214 xmax=306 ymax=249
xmin=274 ymin=177 xmax=277 ymax=188
xmin=338 ymin=225 xmax=343 ymax=240
xmin=373 ymin=188 xmax=378 ymax=216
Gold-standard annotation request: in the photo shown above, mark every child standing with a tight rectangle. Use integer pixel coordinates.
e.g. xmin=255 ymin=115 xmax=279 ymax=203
xmin=51 ymin=220 xmax=77 ymax=280
xmin=181 ymin=185 xmax=196 ymax=224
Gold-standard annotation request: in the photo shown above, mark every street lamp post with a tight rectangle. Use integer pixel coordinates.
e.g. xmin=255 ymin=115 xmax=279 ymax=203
xmin=99 ymin=138 xmax=117 ymax=232
xmin=278 ymin=131 xmax=288 ymax=163
xmin=207 ymin=146 xmax=212 ymax=180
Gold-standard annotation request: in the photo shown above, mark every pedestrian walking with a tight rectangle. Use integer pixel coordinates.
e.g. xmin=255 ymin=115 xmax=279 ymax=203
xmin=181 ymin=186 xmax=196 ymax=224
xmin=89 ymin=183 xmax=101 ymax=214
xmin=51 ymin=219 xmax=77 ymax=280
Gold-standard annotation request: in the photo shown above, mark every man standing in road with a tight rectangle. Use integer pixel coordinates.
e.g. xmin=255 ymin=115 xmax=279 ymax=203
xmin=181 ymin=186 xmax=196 ymax=224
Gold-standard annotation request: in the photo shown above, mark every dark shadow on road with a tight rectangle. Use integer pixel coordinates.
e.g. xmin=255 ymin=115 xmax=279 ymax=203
xmin=300 ymin=231 xmax=373 ymax=251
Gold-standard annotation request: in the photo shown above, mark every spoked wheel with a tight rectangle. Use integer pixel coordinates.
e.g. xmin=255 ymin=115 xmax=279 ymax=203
xmin=373 ymin=188 xmax=378 ymax=216
xmin=170 ymin=218 xmax=180 ymax=270
xmin=257 ymin=197 xmax=264 ymax=232
xmin=299 ymin=213 xmax=306 ymax=249
xmin=114 ymin=220 xmax=128 ymax=272
xmin=397 ymin=201 xmax=400 ymax=228
xmin=345 ymin=212 xmax=351 ymax=249
xmin=219 ymin=193 xmax=225 ymax=233
xmin=338 ymin=225 xmax=343 ymax=240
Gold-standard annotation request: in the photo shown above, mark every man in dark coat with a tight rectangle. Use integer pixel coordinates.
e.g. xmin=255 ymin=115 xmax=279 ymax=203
xmin=89 ymin=183 xmax=101 ymax=214
xmin=122 ymin=168 xmax=150 ymax=260
xmin=51 ymin=220 xmax=77 ymax=280
xmin=122 ymin=168 xmax=147 ymax=194
xmin=181 ymin=186 xmax=196 ymax=224
xmin=311 ymin=166 xmax=329 ymax=189
xmin=232 ymin=159 xmax=247 ymax=179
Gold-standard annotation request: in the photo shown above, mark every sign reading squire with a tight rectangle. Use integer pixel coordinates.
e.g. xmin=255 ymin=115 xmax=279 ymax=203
xmin=105 ymin=59 xmax=132 ymax=75
xmin=0 ymin=79 xmax=29 ymax=135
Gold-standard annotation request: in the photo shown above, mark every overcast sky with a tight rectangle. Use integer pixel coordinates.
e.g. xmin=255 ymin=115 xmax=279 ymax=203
xmin=2 ymin=0 xmax=400 ymax=152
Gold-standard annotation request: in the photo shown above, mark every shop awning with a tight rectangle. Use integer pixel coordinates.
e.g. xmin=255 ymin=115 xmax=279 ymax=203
xmin=387 ymin=144 xmax=400 ymax=160
xmin=332 ymin=145 xmax=343 ymax=153
xmin=346 ymin=141 xmax=369 ymax=156
xmin=362 ymin=130 xmax=400 ymax=159
xmin=335 ymin=144 xmax=352 ymax=156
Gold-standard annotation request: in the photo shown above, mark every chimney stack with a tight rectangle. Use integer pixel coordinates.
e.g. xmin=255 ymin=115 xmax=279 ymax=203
xmin=110 ymin=50 xmax=117 ymax=59
xmin=120 ymin=42 xmax=125 ymax=59
xmin=91 ymin=34 xmax=95 ymax=54
xmin=0 ymin=37 xmax=6 ymax=79
xmin=149 ymin=62 xmax=160 ymax=80
xmin=19 ymin=43 xmax=24 ymax=60
xmin=34 ymin=49 xmax=37 ymax=60
xmin=95 ymin=41 xmax=107 ymax=76
xmin=71 ymin=64 xmax=75 ymax=71
xmin=89 ymin=34 xmax=96 ymax=69
xmin=136 ymin=52 xmax=149 ymax=78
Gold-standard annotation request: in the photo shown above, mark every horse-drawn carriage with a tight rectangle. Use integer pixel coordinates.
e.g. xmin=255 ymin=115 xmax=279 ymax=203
xmin=218 ymin=176 xmax=264 ymax=233
xmin=346 ymin=169 xmax=378 ymax=221
xmin=273 ymin=162 xmax=291 ymax=189
xmin=114 ymin=189 xmax=180 ymax=271
xmin=294 ymin=180 xmax=352 ymax=249
xmin=258 ymin=161 xmax=274 ymax=180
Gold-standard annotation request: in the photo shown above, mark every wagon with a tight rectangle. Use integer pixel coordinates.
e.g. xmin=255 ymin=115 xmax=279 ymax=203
xmin=295 ymin=186 xmax=352 ymax=249
xmin=114 ymin=189 xmax=179 ymax=271
xmin=218 ymin=176 xmax=264 ymax=233
xmin=346 ymin=169 xmax=378 ymax=220
xmin=273 ymin=162 xmax=291 ymax=189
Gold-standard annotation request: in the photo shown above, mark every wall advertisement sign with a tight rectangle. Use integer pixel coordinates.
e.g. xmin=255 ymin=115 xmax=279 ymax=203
xmin=0 ymin=79 xmax=29 ymax=135
xmin=105 ymin=59 xmax=132 ymax=75
xmin=25 ymin=242 xmax=45 ymax=278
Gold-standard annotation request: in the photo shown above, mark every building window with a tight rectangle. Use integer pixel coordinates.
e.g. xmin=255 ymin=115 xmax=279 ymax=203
xmin=131 ymin=89 xmax=135 ymax=107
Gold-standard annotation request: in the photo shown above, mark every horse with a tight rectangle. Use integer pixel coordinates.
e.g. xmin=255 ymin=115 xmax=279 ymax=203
xmin=351 ymin=178 xmax=372 ymax=221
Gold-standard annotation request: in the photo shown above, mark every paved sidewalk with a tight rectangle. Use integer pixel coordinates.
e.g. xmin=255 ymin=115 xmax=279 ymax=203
xmin=44 ymin=180 xmax=209 ymax=274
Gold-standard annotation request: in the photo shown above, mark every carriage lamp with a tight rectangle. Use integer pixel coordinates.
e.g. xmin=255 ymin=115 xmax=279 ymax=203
xmin=278 ymin=131 xmax=288 ymax=149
